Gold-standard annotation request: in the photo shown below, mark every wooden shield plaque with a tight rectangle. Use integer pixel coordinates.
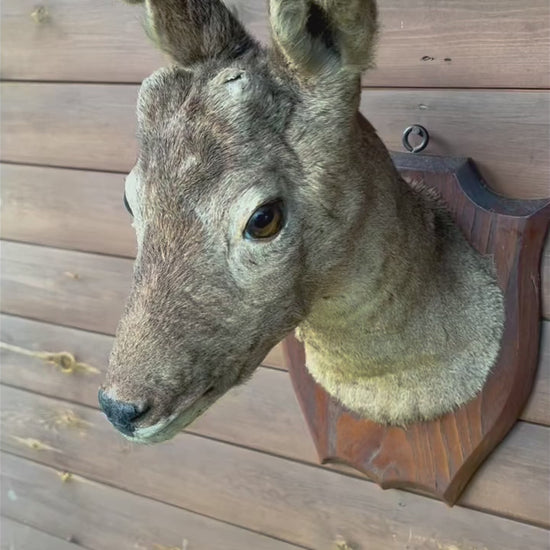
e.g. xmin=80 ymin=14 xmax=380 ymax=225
xmin=283 ymin=151 xmax=550 ymax=504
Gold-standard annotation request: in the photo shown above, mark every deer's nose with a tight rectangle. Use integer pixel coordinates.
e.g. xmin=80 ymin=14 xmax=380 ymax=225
xmin=98 ymin=389 xmax=149 ymax=435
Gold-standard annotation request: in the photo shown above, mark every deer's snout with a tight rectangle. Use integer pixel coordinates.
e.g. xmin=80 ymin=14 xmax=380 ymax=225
xmin=98 ymin=389 xmax=150 ymax=436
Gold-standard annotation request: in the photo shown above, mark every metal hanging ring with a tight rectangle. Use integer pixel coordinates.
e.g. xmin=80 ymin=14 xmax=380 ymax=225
xmin=402 ymin=124 xmax=430 ymax=154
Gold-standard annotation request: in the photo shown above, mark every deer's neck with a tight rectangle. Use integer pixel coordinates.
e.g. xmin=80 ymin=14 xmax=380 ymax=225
xmin=297 ymin=145 xmax=504 ymax=426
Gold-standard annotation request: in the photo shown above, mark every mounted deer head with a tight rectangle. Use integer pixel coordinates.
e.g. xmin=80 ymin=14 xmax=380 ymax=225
xmin=99 ymin=0 xmax=504 ymax=443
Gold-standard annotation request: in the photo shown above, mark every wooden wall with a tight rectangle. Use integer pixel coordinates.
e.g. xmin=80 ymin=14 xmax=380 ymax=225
xmin=1 ymin=1 xmax=549 ymax=549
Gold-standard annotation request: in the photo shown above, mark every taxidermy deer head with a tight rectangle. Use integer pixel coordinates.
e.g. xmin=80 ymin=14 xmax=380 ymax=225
xmin=99 ymin=0 xmax=504 ymax=443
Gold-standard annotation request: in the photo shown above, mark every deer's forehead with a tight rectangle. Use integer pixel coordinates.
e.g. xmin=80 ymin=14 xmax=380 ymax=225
xmin=137 ymin=67 xmax=196 ymax=128
xmin=134 ymin=64 xmax=295 ymax=202
xmin=137 ymin=61 xmax=293 ymax=141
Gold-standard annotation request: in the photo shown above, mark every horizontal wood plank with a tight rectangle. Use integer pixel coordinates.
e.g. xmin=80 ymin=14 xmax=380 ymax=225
xmin=1 ymin=314 xmax=549 ymax=526
xmin=1 ymin=517 xmax=83 ymax=550
xmin=0 ymin=83 xmax=138 ymax=172
xmin=1 ymin=386 xmax=548 ymax=548
xmin=2 ymin=0 xmax=549 ymax=88
xmin=0 ymin=164 xmax=136 ymax=257
xmin=2 ymin=84 xmax=549 ymax=199
xmin=0 ymin=241 xmax=133 ymax=335
xmin=0 ymin=454 xmax=300 ymax=550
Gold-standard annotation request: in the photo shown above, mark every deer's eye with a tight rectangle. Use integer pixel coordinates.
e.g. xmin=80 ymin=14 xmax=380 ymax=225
xmin=123 ymin=193 xmax=133 ymax=217
xmin=244 ymin=201 xmax=285 ymax=240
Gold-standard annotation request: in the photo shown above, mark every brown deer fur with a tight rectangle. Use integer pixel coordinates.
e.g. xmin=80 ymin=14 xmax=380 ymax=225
xmin=101 ymin=0 xmax=504 ymax=442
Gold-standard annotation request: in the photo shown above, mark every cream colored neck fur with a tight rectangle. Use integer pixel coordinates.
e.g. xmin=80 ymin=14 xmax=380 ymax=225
xmin=297 ymin=165 xmax=504 ymax=426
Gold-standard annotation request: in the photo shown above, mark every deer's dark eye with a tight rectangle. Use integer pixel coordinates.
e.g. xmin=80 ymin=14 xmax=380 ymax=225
xmin=244 ymin=201 xmax=285 ymax=240
xmin=123 ymin=193 xmax=133 ymax=216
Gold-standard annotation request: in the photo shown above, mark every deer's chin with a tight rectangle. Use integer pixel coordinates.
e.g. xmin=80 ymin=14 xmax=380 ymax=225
xmin=127 ymin=388 xmax=219 ymax=444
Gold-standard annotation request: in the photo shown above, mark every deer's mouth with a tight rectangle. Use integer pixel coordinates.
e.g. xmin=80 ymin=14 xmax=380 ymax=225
xmin=129 ymin=385 xmax=219 ymax=444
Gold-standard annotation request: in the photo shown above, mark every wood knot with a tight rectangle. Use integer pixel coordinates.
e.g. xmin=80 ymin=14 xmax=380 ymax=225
xmin=54 ymin=409 xmax=91 ymax=430
xmin=57 ymin=471 xmax=73 ymax=483
xmin=334 ymin=538 xmax=356 ymax=550
xmin=11 ymin=436 xmax=59 ymax=452
xmin=31 ymin=5 xmax=49 ymax=23
xmin=44 ymin=351 xmax=78 ymax=373
xmin=0 ymin=341 xmax=100 ymax=376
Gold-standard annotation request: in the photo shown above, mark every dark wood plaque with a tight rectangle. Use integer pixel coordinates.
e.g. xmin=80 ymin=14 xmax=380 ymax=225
xmin=283 ymin=150 xmax=550 ymax=504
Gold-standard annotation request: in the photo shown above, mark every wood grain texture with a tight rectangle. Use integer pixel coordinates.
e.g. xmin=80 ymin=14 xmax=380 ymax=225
xmin=0 ymin=314 xmax=112 ymax=405
xmin=1 ymin=455 xmax=301 ymax=550
xmin=285 ymin=152 xmax=550 ymax=504
xmin=361 ymin=91 xmax=550 ymax=199
xmin=1 ymin=314 xmax=549 ymax=526
xmin=0 ymin=83 xmax=138 ymax=171
xmin=1 ymin=386 xmax=549 ymax=549
xmin=0 ymin=164 xmax=136 ymax=257
xmin=1 ymin=0 xmax=548 ymax=539
xmin=0 ymin=241 xmax=133 ymax=335
xmin=522 ymin=321 xmax=550 ymax=425
xmin=0 ymin=517 xmax=83 ymax=550
xmin=2 ymin=83 xmax=549 ymax=199
xmin=2 ymin=0 xmax=549 ymax=88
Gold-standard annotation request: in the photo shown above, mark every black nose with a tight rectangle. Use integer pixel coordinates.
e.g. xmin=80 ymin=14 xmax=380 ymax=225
xmin=98 ymin=389 xmax=149 ymax=435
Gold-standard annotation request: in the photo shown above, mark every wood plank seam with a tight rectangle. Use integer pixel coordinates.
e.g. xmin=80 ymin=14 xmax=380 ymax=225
xmin=2 ymin=312 xmax=547 ymax=526
xmin=1 ymin=381 xmax=547 ymax=529
xmin=0 ymin=450 xmax=317 ymax=550
xmin=1 ymin=516 xmax=85 ymax=549
xmin=0 ymin=159 xmax=129 ymax=175
xmin=4 ymin=78 xmax=550 ymax=91
xmin=0 ymin=453 xmax=310 ymax=550
xmin=3 ymin=425 xmax=549 ymax=534
xmin=2 ymin=396 xmax=547 ymax=548
xmin=0 ymin=516 xmax=86 ymax=550
xmin=3 ymin=0 xmax=549 ymax=88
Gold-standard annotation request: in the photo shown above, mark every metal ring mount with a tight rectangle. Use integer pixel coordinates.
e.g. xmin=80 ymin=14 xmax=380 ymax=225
xmin=402 ymin=124 xmax=430 ymax=154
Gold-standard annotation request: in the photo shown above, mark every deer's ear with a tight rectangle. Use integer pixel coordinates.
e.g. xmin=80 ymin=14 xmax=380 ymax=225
xmin=269 ymin=0 xmax=378 ymax=78
xmin=129 ymin=0 xmax=255 ymax=67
